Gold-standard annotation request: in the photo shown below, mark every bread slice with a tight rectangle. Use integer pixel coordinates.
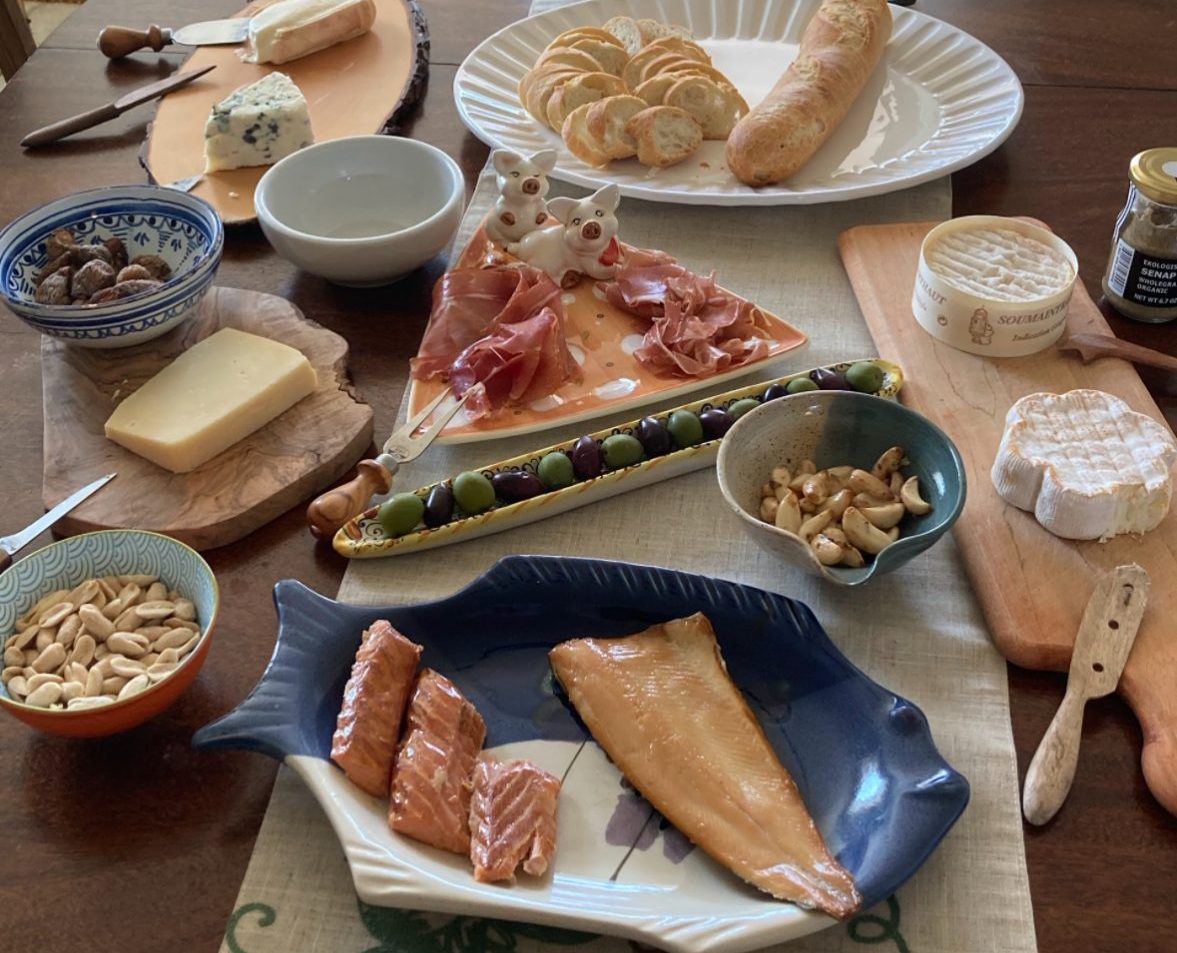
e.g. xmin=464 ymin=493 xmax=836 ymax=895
xmin=546 ymin=71 xmax=626 ymax=128
xmin=562 ymin=103 xmax=612 ymax=167
xmin=586 ymin=94 xmax=646 ymax=159
xmin=549 ymin=26 xmax=625 ymax=50
xmin=520 ymin=66 xmax=583 ymax=126
xmin=622 ymin=39 xmax=709 ymax=89
xmin=664 ymin=76 xmax=746 ymax=139
xmin=636 ymin=19 xmax=695 ymax=45
xmin=639 ymin=35 xmax=710 ymax=62
xmin=625 ymin=105 xmax=703 ymax=168
xmin=569 ymin=38 xmax=629 ymax=77
xmin=654 ymin=59 xmax=743 ymax=93
xmin=632 ymin=74 xmax=678 ymax=106
xmin=535 ymin=47 xmax=602 ymax=72
xmin=603 ymin=15 xmax=644 ymax=55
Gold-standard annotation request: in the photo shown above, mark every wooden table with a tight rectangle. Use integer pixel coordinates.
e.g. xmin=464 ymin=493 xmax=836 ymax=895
xmin=1 ymin=1 xmax=1174 ymax=950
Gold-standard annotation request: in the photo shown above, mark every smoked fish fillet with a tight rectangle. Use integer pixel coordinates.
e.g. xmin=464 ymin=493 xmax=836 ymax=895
xmin=331 ymin=620 xmax=422 ymax=797
xmin=390 ymin=669 xmax=486 ymax=853
xmin=469 ymin=758 xmax=561 ymax=883
xmin=549 ymin=612 xmax=861 ymax=919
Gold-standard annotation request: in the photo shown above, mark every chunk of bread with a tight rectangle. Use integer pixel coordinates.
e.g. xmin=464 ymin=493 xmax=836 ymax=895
xmin=569 ymin=38 xmax=629 ymax=77
xmin=520 ymin=66 xmax=583 ymax=126
xmin=549 ymin=26 xmax=625 ymax=49
xmin=603 ymin=15 xmax=644 ymax=55
xmin=622 ymin=39 xmax=709 ymax=89
xmin=586 ymin=94 xmax=646 ymax=159
xmin=546 ymin=71 xmax=627 ymax=129
xmin=664 ymin=76 xmax=746 ymax=139
xmin=625 ymin=105 xmax=703 ymax=167
xmin=636 ymin=19 xmax=694 ymax=45
xmin=535 ymin=47 xmax=602 ymax=72
xmin=632 ymin=74 xmax=678 ymax=106
xmin=562 ymin=103 xmax=612 ymax=167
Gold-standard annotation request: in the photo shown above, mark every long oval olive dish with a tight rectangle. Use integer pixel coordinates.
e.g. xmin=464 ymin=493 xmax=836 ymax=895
xmin=334 ymin=359 xmax=903 ymax=558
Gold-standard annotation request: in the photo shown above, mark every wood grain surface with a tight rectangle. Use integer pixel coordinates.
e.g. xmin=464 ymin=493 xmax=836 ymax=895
xmin=42 ymin=286 xmax=374 ymax=549
xmin=1 ymin=2 xmax=1176 ymax=953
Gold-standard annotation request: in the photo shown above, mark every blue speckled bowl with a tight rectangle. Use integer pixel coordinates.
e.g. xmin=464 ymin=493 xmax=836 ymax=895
xmin=0 ymin=185 xmax=223 ymax=348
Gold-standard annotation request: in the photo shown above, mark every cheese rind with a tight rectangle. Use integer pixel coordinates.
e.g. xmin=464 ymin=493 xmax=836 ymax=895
xmin=244 ymin=0 xmax=377 ymax=65
xmin=203 ymin=72 xmax=313 ymax=173
xmin=104 ymin=328 xmax=317 ymax=473
xmin=991 ymin=389 xmax=1177 ymax=541
xmin=925 ymin=226 xmax=1075 ymax=303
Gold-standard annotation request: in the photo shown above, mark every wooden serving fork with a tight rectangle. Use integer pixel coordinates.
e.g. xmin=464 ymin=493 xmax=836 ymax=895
xmin=1057 ymin=333 xmax=1177 ymax=374
xmin=306 ymin=388 xmax=470 ymax=540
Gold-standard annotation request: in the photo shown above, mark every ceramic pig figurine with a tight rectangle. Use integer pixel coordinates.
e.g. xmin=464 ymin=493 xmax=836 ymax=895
xmin=485 ymin=148 xmax=558 ymax=246
xmin=507 ymin=184 xmax=622 ymax=288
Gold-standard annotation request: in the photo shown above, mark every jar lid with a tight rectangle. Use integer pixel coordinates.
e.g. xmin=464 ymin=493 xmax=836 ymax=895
xmin=1130 ymin=148 xmax=1177 ymax=205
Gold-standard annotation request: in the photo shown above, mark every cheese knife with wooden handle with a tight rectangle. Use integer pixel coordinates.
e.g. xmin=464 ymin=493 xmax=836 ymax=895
xmin=1022 ymin=564 xmax=1150 ymax=825
xmin=98 ymin=19 xmax=251 ymax=59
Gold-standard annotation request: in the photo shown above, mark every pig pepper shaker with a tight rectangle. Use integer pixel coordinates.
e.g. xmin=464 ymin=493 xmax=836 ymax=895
xmin=485 ymin=148 xmax=557 ymax=246
xmin=507 ymin=184 xmax=622 ymax=288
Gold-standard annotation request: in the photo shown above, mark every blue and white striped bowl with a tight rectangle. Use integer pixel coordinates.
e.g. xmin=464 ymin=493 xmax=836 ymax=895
xmin=0 ymin=185 xmax=223 ymax=349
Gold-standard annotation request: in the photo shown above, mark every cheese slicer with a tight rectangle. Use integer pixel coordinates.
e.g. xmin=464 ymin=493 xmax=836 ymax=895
xmin=1022 ymin=564 xmax=1150 ymax=825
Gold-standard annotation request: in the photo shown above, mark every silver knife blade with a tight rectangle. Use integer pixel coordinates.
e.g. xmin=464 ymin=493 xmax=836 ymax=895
xmin=173 ymin=18 xmax=251 ymax=47
xmin=114 ymin=64 xmax=217 ymax=112
xmin=0 ymin=474 xmax=117 ymax=556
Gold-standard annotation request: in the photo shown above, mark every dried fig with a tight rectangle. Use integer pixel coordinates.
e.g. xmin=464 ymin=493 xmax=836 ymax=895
xmin=46 ymin=228 xmax=77 ymax=261
xmin=35 ymin=267 xmax=73 ymax=305
xmin=88 ymin=279 xmax=163 ymax=304
xmin=35 ymin=252 xmax=72 ymax=286
xmin=128 ymin=255 xmax=172 ymax=280
xmin=67 ymin=244 xmax=112 ymax=268
xmin=116 ymin=264 xmax=153 ymax=283
xmin=104 ymin=237 xmax=129 ymax=273
xmin=71 ymin=260 xmax=116 ymax=300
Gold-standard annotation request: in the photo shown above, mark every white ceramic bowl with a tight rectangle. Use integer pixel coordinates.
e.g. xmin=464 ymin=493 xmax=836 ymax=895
xmin=254 ymin=136 xmax=465 ymax=287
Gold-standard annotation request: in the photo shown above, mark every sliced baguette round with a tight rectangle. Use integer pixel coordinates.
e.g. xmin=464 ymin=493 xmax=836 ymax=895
xmin=625 ymin=105 xmax=703 ymax=168
xmin=586 ymin=94 xmax=647 ymax=160
xmin=569 ymin=38 xmax=629 ymax=77
xmin=562 ymin=103 xmax=612 ymax=167
xmin=535 ymin=47 xmax=603 ymax=72
xmin=632 ymin=74 xmax=678 ymax=107
xmin=603 ymin=15 xmax=644 ymax=55
xmin=636 ymin=19 xmax=695 ymax=45
xmin=640 ymin=35 xmax=711 ymax=63
xmin=520 ymin=66 xmax=583 ymax=126
xmin=546 ymin=71 xmax=627 ymax=129
xmin=664 ymin=76 xmax=746 ymax=139
xmin=549 ymin=26 xmax=626 ymax=49
xmin=622 ymin=39 xmax=709 ymax=90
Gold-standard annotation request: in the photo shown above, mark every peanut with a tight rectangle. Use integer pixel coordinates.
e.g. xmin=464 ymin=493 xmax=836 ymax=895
xmin=78 ymin=604 xmax=115 ymax=639
xmin=31 ymin=643 xmax=67 ymax=674
xmin=26 ymin=682 xmax=63 ymax=708
xmin=38 ymin=602 xmax=75 ymax=628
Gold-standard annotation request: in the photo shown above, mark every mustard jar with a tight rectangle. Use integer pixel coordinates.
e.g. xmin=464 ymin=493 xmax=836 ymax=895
xmin=1102 ymin=148 xmax=1177 ymax=323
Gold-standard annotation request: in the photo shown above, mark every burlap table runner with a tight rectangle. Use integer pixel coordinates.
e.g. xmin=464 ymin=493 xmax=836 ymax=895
xmin=217 ymin=5 xmax=1036 ymax=950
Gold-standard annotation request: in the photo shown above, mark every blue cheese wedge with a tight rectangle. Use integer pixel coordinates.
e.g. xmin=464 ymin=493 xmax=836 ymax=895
xmin=203 ymin=72 xmax=313 ymax=173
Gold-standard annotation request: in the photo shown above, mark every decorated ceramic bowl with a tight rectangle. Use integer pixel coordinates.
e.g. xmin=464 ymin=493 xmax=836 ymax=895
xmin=716 ymin=391 xmax=967 ymax=586
xmin=0 ymin=530 xmax=219 ymax=737
xmin=0 ymin=185 xmax=223 ymax=348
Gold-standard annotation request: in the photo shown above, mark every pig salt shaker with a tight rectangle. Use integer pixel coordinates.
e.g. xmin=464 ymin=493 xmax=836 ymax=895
xmin=507 ymin=184 xmax=622 ymax=288
xmin=485 ymin=149 xmax=557 ymax=246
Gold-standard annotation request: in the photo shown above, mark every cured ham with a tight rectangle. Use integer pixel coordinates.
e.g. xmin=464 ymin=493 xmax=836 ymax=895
xmin=410 ymin=266 xmax=563 ymax=381
xmin=549 ymin=613 xmax=861 ymax=919
xmin=448 ymin=308 xmax=578 ymax=421
xmin=469 ymin=758 xmax=561 ymax=883
xmin=389 ymin=669 xmax=486 ymax=854
xmin=600 ymin=248 xmax=772 ymax=377
xmin=330 ymin=621 xmax=422 ymax=798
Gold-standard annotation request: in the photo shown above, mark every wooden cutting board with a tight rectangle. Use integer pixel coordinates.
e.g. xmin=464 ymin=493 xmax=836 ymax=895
xmin=840 ymin=221 xmax=1177 ymax=817
xmin=41 ymin=287 xmax=373 ymax=550
xmin=142 ymin=0 xmax=428 ymax=224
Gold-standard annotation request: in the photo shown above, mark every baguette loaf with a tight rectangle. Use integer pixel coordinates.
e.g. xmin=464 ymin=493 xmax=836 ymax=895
xmin=725 ymin=0 xmax=891 ymax=186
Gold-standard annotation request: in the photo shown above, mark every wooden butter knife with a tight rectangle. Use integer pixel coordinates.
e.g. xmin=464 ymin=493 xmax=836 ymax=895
xmin=1022 ymin=564 xmax=1150 ymax=825
xmin=21 ymin=65 xmax=215 ymax=148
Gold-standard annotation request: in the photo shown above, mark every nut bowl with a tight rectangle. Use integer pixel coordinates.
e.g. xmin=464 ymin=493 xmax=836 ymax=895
xmin=0 ymin=185 xmax=223 ymax=348
xmin=716 ymin=391 xmax=966 ymax=587
xmin=0 ymin=530 xmax=219 ymax=736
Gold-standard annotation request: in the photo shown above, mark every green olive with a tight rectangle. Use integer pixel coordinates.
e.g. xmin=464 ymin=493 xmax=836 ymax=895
xmin=667 ymin=410 xmax=705 ymax=448
xmin=453 ymin=471 xmax=495 ymax=514
xmin=602 ymin=433 xmax=644 ymax=469
xmin=786 ymin=377 xmax=819 ymax=394
xmin=728 ymin=398 xmax=760 ymax=420
xmin=378 ymin=492 xmax=425 ymax=537
xmin=846 ymin=361 xmax=885 ymax=394
xmin=537 ymin=451 xmax=575 ymax=489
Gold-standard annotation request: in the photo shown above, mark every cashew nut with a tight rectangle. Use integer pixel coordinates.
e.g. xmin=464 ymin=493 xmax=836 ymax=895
xmin=817 ymin=488 xmax=854 ymax=520
xmin=771 ymin=466 xmax=791 ymax=489
xmin=799 ymin=459 xmax=817 ymax=475
xmin=848 ymin=468 xmax=894 ymax=500
xmin=860 ymin=502 xmax=906 ymax=530
xmin=886 ymin=527 xmax=901 ymax=543
xmin=841 ymin=544 xmax=866 ymax=568
xmin=801 ymin=472 xmax=829 ymax=506
xmin=889 ymin=470 xmax=904 ymax=498
xmin=760 ymin=481 xmax=775 ymax=498
xmin=842 ymin=506 xmax=893 ymax=555
xmin=871 ymin=446 xmax=905 ymax=481
xmin=759 ymin=496 xmax=779 ymax=523
xmin=853 ymin=491 xmax=892 ymax=510
xmin=798 ymin=509 xmax=833 ymax=542
xmin=788 ymin=471 xmax=810 ymax=493
xmin=811 ymin=534 xmax=844 ymax=566
xmin=774 ymin=482 xmax=795 ymax=502
xmin=774 ymin=491 xmax=802 ymax=534
xmin=822 ymin=525 xmax=848 ymax=546
xmin=900 ymin=476 xmax=932 ymax=515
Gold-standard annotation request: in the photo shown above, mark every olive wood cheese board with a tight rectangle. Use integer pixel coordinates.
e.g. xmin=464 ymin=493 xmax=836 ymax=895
xmin=41 ymin=287 xmax=373 ymax=550
xmin=840 ymin=220 xmax=1177 ymax=817
xmin=141 ymin=0 xmax=429 ymax=225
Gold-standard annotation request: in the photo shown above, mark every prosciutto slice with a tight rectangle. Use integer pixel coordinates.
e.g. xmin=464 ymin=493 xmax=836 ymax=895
xmin=449 ymin=308 xmax=578 ymax=420
xmin=411 ymin=266 xmax=563 ymax=381
xmin=601 ymin=248 xmax=772 ymax=377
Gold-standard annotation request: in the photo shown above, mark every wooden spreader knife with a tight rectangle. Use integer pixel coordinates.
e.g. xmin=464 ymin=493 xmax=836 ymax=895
xmin=1022 ymin=564 xmax=1150 ymax=825
xmin=98 ymin=20 xmax=250 ymax=59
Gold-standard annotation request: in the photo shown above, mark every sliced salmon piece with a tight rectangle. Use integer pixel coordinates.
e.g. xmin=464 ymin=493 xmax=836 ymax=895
xmin=469 ymin=758 xmax=561 ymax=883
xmin=330 ymin=620 xmax=422 ymax=798
xmin=389 ymin=669 xmax=486 ymax=854
xmin=549 ymin=612 xmax=862 ymax=919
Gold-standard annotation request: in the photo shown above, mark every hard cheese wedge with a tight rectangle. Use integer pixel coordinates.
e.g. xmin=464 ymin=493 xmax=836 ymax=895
xmin=104 ymin=328 xmax=317 ymax=473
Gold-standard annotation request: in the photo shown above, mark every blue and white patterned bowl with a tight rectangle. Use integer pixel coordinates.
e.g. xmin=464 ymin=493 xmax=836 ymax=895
xmin=0 ymin=185 xmax=224 ymax=348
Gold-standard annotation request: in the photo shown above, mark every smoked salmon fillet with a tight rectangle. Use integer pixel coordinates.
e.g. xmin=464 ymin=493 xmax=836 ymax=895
xmin=390 ymin=669 xmax=486 ymax=854
xmin=469 ymin=758 xmax=561 ymax=883
xmin=331 ymin=620 xmax=422 ymax=798
xmin=549 ymin=612 xmax=862 ymax=919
